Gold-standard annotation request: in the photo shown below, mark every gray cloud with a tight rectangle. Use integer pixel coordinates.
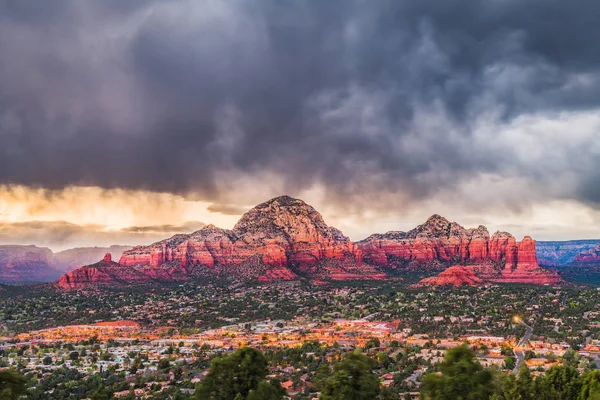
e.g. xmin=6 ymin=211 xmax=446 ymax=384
xmin=0 ymin=0 xmax=599 ymax=208
xmin=207 ymin=203 xmax=250 ymax=216
xmin=0 ymin=220 xmax=205 ymax=250
xmin=120 ymin=221 xmax=206 ymax=233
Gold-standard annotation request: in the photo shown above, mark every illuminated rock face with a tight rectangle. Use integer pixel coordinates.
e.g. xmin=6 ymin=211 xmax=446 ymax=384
xmin=57 ymin=197 xmax=560 ymax=290
xmin=417 ymin=266 xmax=484 ymax=286
xmin=60 ymin=196 xmax=385 ymax=289
xmin=119 ymin=196 xmax=376 ymax=281
xmin=357 ymin=216 xmax=561 ymax=285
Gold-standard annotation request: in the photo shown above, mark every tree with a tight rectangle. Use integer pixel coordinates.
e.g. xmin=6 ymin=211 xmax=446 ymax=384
xmin=502 ymin=365 xmax=536 ymax=400
xmin=420 ymin=345 xmax=496 ymax=400
xmin=319 ymin=352 xmax=380 ymax=400
xmin=580 ymin=370 xmax=600 ymax=400
xmin=504 ymin=356 xmax=516 ymax=371
xmin=195 ymin=347 xmax=283 ymax=400
xmin=158 ymin=358 xmax=170 ymax=371
xmin=0 ymin=369 xmax=27 ymax=400
xmin=247 ymin=380 xmax=286 ymax=400
xmin=540 ymin=365 xmax=582 ymax=400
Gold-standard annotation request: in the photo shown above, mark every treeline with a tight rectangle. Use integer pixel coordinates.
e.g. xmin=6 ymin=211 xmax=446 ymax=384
xmin=193 ymin=345 xmax=600 ymax=399
xmin=420 ymin=345 xmax=600 ymax=400
xmin=4 ymin=345 xmax=600 ymax=399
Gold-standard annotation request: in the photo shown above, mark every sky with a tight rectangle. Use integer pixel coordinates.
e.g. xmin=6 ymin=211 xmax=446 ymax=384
xmin=1 ymin=0 xmax=600 ymax=250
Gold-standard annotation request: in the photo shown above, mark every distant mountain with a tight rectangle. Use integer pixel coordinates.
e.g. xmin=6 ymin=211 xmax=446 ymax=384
xmin=58 ymin=196 xmax=561 ymax=290
xmin=0 ymin=245 xmax=131 ymax=284
xmin=536 ymin=240 xmax=600 ymax=266
xmin=54 ymin=245 xmax=132 ymax=272
xmin=575 ymin=242 xmax=600 ymax=263
xmin=0 ymin=245 xmax=59 ymax=284
xmin=533 ymin=240 xmax=600 ymax=285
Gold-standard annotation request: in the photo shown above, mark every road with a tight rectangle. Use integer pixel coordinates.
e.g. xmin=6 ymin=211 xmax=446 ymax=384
xmin=512 ymin=321 xmax=533 ymax=375
xmin=362 ymin=312 xmax=380 ymax=321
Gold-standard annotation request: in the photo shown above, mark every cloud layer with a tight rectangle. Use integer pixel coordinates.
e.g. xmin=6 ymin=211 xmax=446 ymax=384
xmin=1 ymin=0 xmax=600 ymax=243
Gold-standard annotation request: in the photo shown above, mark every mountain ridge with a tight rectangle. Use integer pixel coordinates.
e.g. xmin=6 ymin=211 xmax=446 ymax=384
xmin=57 ymin=196 xmax=561 ymax=290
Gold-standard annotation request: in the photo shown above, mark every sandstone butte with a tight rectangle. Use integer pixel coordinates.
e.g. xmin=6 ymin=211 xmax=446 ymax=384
xmin=57 ymin=196 xmax=561 ymax=290
xmin=417 ymin=266 xmax=484 ymax=287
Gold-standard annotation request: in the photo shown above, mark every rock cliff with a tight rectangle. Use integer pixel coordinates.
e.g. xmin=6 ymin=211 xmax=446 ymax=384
xmin=57 ymin=197 xmax=560 ymax=289
xmin=358 ymin=215 xmax=561 ymax=285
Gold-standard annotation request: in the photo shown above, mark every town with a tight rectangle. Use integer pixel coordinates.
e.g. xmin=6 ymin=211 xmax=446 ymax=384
xmin=2 ymin=281 xmax=600 ymax=398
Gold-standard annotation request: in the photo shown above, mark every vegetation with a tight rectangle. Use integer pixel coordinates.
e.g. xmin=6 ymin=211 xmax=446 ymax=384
xmin=421 ymin=345 xmax=495 ymax=400
xmin=195 ymin=347 xmax=285 ymax=400
xmin=421 ymin=346 xmax=600 ymax=400
xmin=0 ymin=369 xmax=27 ymax=400
xmin=318 ymin=351 xmax=380 ymax=400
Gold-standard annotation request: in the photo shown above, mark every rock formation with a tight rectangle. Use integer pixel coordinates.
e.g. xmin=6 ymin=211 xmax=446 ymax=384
xmin=358 ymin=215 xmax=561 ymax=285
xmin=417 ymin=266 xmax=484 ymax=286
xmin=0 ymin=245 xmax=61 ymax=284
xmin=57 ymin=196 xmax=560 ymax=290
xmin=61 ymin=196 xmax=386 ymax=289
xmin=57 ymin=253 xmax=151 ymax=290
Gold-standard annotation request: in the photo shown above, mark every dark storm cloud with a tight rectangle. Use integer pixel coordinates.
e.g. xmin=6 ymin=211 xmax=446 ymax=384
xmin=1 ymin=0 xmax=600 ymax=205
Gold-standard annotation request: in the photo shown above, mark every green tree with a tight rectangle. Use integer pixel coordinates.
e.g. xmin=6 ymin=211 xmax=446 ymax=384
xmin=0 ymin=369 xmax=27 ymax=400
xmin=247 ymin=380 xmax=286 ymax=400
xmin=503 ymin=356 xmax=516 ymax=371
xmin=503 ymin=365 xmax=536 ymax=400
xmin=580 ymin=370 xmax=600 ymax=400
xmin=539 ymin=365 xmax=582 ymax=400
xmin=420 ymin=345 xmax=496 ymax=400
xmin=319 ymin=352 xmax=380 ymax=400
xmin=195 ymin=347 xmax=283 ymax=400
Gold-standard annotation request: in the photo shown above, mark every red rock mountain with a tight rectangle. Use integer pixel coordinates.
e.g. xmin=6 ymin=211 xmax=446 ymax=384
xmin=59 ymin=196 xmax=386 ymax=289
xmin=0 ymin=245 xmax=61 ymax=284
xmin=57 ymin=197 xmax=560 ymax=290
xmin=357 ymin=215 xmax=561 ymax=285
